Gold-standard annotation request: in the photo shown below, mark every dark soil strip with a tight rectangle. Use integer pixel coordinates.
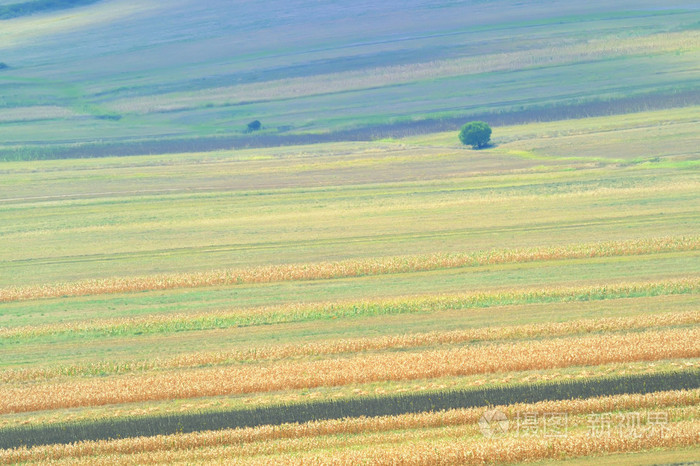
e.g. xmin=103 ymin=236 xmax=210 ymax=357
xmin=0 ymin=369 xmax=697 ymax=450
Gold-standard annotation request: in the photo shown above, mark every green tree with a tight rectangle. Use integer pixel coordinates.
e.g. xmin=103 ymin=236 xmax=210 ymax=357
xmin=247 ymin=120 xmax=262 ymax=132
xmin=458 ymin=121 xmax=491 ymax=149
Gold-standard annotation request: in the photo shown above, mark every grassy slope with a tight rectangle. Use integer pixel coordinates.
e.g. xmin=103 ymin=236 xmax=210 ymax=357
xmin=0 ymin=1 xmax=698 ymax=155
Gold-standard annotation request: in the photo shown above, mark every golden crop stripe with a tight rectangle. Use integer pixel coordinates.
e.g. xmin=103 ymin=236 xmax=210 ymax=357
xmin=4 ymin=309 xmax=698 ymax=383
xmin=1 ymin=236 xmax=696 ymax=303
xmin=3 ymin=360 xmax=694 ymax=431
xmin=1 ymin=328 xmax=697 ymax=414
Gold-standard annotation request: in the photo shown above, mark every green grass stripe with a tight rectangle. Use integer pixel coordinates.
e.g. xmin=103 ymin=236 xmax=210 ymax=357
xmin=0 ymin=370 xmax=696 ymax=450
xmin=1 ymin=278 xmax=697 ymax=342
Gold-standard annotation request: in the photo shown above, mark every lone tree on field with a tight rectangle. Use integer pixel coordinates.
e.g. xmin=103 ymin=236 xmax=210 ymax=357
xmin=247 ymin=120 xmax=262 ymax=132
xmin=459 ymin=121 xmax=491 ymax=149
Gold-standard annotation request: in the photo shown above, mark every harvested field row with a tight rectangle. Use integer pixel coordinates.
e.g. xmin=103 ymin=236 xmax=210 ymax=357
xmin=2 ymin=328 xmax=697 ymax=414
xmin=4 ymin=310 xmax=698 ymax=383
xmin=3 ymin=278 xmax=697 ymax=340
xmin=2 ymin=390 xmax=696 ymax=463
xmin=2 ymin=236 xmax=695 ymax=303
xmin=16 ymin=414 xmax=698 ymax=465
xmin=239 ymin=420 xmax=700 ymax=466
xmin=2 ymin=360 xmax=696 ymax=431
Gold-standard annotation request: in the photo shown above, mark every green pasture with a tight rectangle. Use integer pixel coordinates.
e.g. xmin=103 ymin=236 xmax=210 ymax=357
xmin=2 ymin=176 xmax=696 ymax=285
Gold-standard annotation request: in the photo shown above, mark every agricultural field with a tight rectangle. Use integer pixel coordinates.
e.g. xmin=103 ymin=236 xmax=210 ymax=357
xmin=1 ymin=106 xmax=699 ymax=463
xmin=1 ymin=0 xmax=699 ymax=464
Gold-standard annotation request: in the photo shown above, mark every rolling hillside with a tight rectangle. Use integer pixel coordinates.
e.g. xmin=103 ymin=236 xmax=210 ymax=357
xmin=0 ymin=0 xmax=698 ymax=158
